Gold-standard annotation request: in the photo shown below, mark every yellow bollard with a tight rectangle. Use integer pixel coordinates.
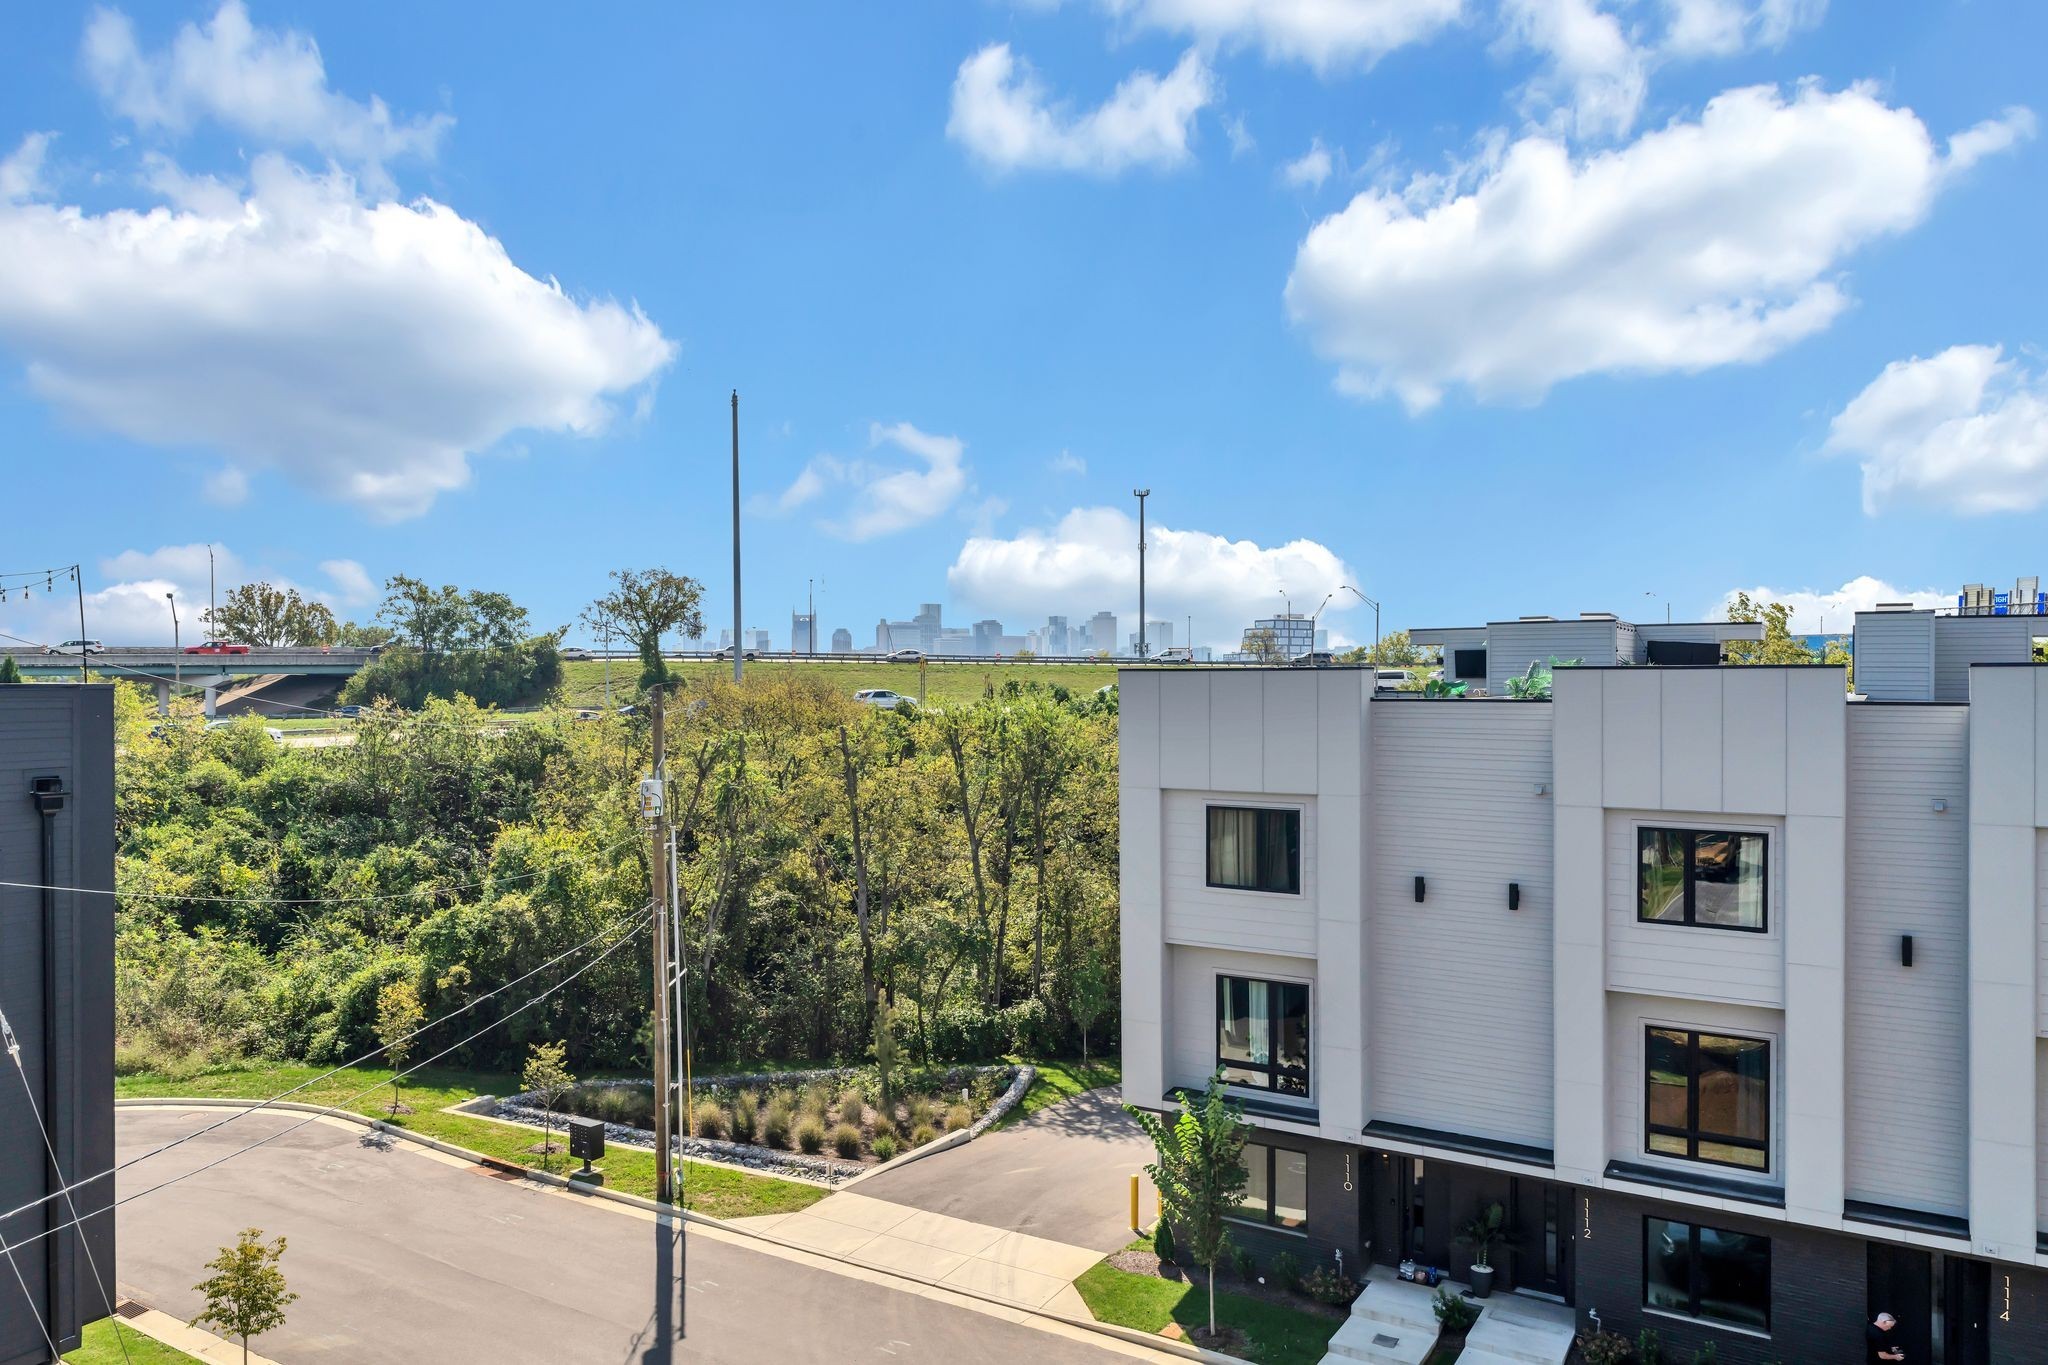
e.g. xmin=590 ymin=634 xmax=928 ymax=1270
xmin=1130 ymin=1174 xmax=1140 ymax=1232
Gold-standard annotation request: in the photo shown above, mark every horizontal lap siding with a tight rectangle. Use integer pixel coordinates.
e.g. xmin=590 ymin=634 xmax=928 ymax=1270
xmin=1368 ymin=704 xmax=1554 ymax=1147
xmin=1486 ymin=621 xmax=1620 ymax=695
xmin=1161 ymin=792 xmax=1317 ymax=956
xmin=1853 ymin=613 xmax=1934 ymax=701
xmin=1605 ymin=811 xmax=1784 ymax=1007
xmin=1933 ymin=617 xmax=2034 ymax=702
xmin=1844 ymin=706 xmax=1969 ymax=1216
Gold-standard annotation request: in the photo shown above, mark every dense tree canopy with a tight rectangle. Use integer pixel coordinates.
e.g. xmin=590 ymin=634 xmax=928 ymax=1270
xmin=202 ymin=582 xmax=338 ymax=647
xmin=338 ymin=577 xmax=564 ymax=708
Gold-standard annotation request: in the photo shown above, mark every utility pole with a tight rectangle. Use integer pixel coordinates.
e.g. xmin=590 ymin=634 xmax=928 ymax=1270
xmin=1133 ymin=489 xmax=1150 ymax=659
xmin=207 ymin=544 xmax=216 ymax=632
xmin=646 ymin=689 xmax=674 ymax=1204
xmin=731 ymin=390 xmax=743 ymax=684
xmin=807 ymin=578 xmax=814 ymax=656
xmin=167 ymin=592 xmax=181 ymax=698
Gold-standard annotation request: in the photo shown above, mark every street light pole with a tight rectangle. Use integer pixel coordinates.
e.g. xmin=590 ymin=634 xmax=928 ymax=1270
xmin=1310 ymin=592 xmax=1336 ymax=657
xmin=1341 ymin=585 xmax=1381 ymax=665
xmin=207 ymin=544 xmax=215 ymax=632
xmin=1133 ymin=489 xmax=1150 ymax=659
xmin=166 ymin=592 xmax=181 ymax=699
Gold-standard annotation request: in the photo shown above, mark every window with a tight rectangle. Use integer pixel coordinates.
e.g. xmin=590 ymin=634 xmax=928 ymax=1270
xmin=1207 ymin=806 xmax=1301 ymax=894
xmin=1645 ymin=1028 xmax=1770 ymax=1170
xmin=1235 ymin=1142 xmax=1308 ymax=1229
xmin=1644 ymin=1217 xmax=1771 ymax=1332
xmin=1452 ymin=648 xmax=1487 ymax=681
xmin=1637 ymin=828 xmax=1767 ymax=931
xmin=1217 ymin=976 xmax=1310 ymax=1096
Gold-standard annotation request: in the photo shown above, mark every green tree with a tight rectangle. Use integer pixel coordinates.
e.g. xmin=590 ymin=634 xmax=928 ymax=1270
xmin=1242 ymin=627 xmax=1282 ymax=662
xmin=521 ymin=1040 xmax=576 ymax=1171
xmin=1068 ymin=938 xmax=1112 ymax=1067
xmin=1125 ymin=1073 xmax=1249 ymax=1341
xmin=203 ymin=582 xmax=338 ymax=647
xmin=332 ymin=619 xmax=394 ymax=647
xmin=375 ymin=979 xmax=424 ymax=1114
xmin=191 ymin=1228 xmax=296 ymax=1365
xmin=584 ymin=567 xmax=705 ymax=691
xmin=0 ymin=655 xmax=21 ymax=684
xmin=1721 ymin=592 xmax=1815 ymax=665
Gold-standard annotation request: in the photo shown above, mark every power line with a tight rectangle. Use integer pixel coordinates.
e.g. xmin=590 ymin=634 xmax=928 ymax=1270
xmin=0 ymin=900 xmax=649 ymax=1231
xmin=2 ymin=904 xmax=653 ymax=1257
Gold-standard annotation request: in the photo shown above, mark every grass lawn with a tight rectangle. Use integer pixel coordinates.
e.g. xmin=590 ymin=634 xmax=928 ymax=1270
xmin=64 ymin=1318 xmax=202 ymax=1363
xmin=558 ymin=658 xmax=1119 ymax=711
xmin=117 ymin=1063 xmax=825 ymax=1220
xmin=1073 ymin=1261 xmax=1342 ymax=1365
xmin=995 ymin=1055 xmax=1122 ymax=1131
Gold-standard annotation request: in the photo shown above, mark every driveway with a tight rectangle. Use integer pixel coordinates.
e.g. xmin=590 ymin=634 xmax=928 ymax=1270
xmin=112 ymin=1106 xmax=1161 ymax=1364
xmin=852 ymin=1086 xmax=1153 ymax=1252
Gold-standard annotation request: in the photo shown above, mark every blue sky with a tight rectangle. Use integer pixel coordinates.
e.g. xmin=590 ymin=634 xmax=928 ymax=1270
xmin=1 ymin=1 xmax=2043 ymax=651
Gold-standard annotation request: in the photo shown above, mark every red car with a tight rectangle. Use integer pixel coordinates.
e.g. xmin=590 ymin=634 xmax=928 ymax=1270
xmin=184 ymin=640 xmax=252 ymax=654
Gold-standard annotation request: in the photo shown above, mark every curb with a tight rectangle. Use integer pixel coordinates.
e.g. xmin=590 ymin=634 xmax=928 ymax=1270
xmin=118 ymin=1095 xmax=1241 ymax=1364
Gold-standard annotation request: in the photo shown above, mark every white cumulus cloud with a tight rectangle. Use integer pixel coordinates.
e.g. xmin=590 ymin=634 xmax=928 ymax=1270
xmin=1824 ymin=344 xmax=2048 ymax=516
xmin=1713 ymin=575 xmax=1947 ymax=636
xmin=1499 ymin=0 xmax=1647 ymax=139
xmin=1284 ymin=83 xmax=2031 ymax=411
xmin=766 ymin=422 xmax=972 ymax=542
xmin=1659 ymin=0 xmax=1826 ymax=59
xmin=947 ymin=43 xmax=1216 ymax=175
xmin=1090 ymin=0 xmax=1464 ymax=72
xmin=0 ymin=154 xmax=674 ymax=520
xmin=83 ymin=1 xmax=450 ymax=189
xmin=947 ymin=507 xmax=1358 ymax=650
xmin=0 ymin=133 xmax=52 ymax=201
xmin=1281 ymin=137 xmax=1334 ymax=189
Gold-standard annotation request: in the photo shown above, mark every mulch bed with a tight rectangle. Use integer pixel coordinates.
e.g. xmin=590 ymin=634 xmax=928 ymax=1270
xmin=1106 ymin=1248 xmax=1350 ymax=1319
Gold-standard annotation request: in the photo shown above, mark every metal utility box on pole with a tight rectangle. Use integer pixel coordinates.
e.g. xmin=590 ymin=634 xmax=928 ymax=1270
xmin=645 ymin=691 xmax=673 ymax=1204
xmin=731 ymin=390 xmax=743 ymax=684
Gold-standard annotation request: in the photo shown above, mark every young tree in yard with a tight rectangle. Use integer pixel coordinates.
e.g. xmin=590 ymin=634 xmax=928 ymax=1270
xmin=192 ymin=1227 xmax=296 ymax=1365
xmin=522 ymin=1040 xmax=576 ymax=1171
xmin=1068 ymin=942 xmax=1112 ymax=1068
xmin=374 ymin=979 xmax=424 ymax=1114
xmin=1125 ymin=1072 xmax=1249 ymax=1341
xmin=584 ymin=567 xmax=705 ymax=691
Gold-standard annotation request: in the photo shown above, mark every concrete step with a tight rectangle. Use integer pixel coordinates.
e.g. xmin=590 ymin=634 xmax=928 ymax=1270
xmin=1320 ymin=1313 xmax=1436 ymax=1365
xmin=1462 ymin=1297 xmax=1577 ymax=1365
xmin=1346 ymin=1276 xmax=1444 ymax=1333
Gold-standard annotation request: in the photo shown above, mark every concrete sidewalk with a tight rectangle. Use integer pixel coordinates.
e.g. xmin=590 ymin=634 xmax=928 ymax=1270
xmin=733 ymin=1191 xmax=1104 ymax=1313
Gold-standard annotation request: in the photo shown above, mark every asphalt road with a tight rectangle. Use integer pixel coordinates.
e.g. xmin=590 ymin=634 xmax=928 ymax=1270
xmin=111 ymin=1107 xmax=1147 ymax=1364
xmin=854 ymin=1087 xmax=1153 ymax=1253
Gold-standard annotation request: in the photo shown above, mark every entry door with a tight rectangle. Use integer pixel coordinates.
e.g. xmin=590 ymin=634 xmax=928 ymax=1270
xmin=1507 ymin=1178 xmax=1569 ymax=1301
xmin=1941 ymin=1256 xmax=1990 ymax=1365
xmin=1868 ymin=1243 xmax=1934 ymax=1361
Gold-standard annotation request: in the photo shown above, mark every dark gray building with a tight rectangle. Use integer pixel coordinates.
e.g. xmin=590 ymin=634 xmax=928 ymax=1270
xmin=0 ymin=685 xmax=115 ymax=1364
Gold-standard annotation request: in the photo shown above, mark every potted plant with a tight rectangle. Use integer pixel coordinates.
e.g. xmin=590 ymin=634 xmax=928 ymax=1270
xmin=1455 ymin=1201 xmax=1513 ymax=1298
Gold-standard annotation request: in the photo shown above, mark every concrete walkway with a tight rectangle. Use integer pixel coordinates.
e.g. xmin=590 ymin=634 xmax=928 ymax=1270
xmin=1319 ymin=1267 xmax=1575 ymax=1365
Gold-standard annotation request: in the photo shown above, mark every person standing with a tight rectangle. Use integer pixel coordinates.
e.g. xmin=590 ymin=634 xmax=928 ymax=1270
xmin=1867 ymin=1311 xmax=1905 ymax=1363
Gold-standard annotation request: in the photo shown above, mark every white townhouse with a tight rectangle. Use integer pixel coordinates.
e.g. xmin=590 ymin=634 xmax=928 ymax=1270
xmin=1118 ymin=605 xmax=2048 ymax=1364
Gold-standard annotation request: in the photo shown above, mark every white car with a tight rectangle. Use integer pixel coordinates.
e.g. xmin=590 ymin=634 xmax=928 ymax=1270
xmin=713 ymin=646 xmax=761 ymax=661
xmin=560 ymin=647 xmax=593 ymax=661
xmin=45 ymin=639 xmax=106 ymax=655
xmin=1155 ymin=647 xmax=1193 ymax=664
xmin=204 ymin=719 xmax=285 ymax=741
xmin=854 ymin=689 xmax=910 ymax=710
xmin=886 ymin=648 xmax=925 ymax=663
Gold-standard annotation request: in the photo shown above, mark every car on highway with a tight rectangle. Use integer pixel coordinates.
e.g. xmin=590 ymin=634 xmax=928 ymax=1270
xmin=44 ymin=639 xmax=107 ymax=655
xmin=185 ymin=640 xmax=251 ymax=654
xmin=1289 ymin=651 xmax=1336 ymax=668
xmin=1155 ymin=647 xmax=1193 ymax=664
xmin=560 ymin=647 xmax=594 ymax=661
xmin=204 ymin=719 xmax=285 ymax=741
xmin=713 ymin=645 xmax=761 ymax=661
xmin=886 ymin=648 xmax=925 ymax=663
xmin=853 ymin=688 xmax=911 ymax=710
xmin=333 ymin=705 xmax=364 ymax=718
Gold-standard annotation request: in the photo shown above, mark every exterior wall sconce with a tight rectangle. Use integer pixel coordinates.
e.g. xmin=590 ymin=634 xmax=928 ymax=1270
xmin=1901 ymin=934 xmax=1914 ymax=967
xmin=1414 ymin=875 xmax=1426 ymax=903
xmin=1931 ymin=798 xmax=1948 ymax=813
xmin=1508 ymin=882 xmax=1521 ymax=911
xmin=1534 ymin=782 xmax=1552 ymax=797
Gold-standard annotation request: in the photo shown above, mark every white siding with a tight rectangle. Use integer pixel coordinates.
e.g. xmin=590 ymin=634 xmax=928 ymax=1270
xmin=1843 ymin=706 xmax=1970 ymax=1216
xmin=1487 ymin=620 xmax=1622 ymax=695
xmin=1607 ymin=992 xmax=1786 ymax=1189
xmin=2039 ymin=1040 xmax=2048 ymax=1236
xmin=1934 ymin=616 xmax=2035 ymax=702
xmin=1605 ymin=810 xmax=1785 ymax=1007
xmin=1368 ymin=703 xmax=1554 ymax=1148
xmin=1166 ymin=944 xmax=1317 ymax=1107
xmin=1162 ymin=792 xmax=1318 ymax=957
xmin=2040 ymin=829 xmax=2048 ymax=1035
xmin=1854 ymin=611 xmax=1936 ymax=701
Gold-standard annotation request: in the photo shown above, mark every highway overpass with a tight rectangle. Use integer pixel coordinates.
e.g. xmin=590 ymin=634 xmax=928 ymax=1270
xmin=1 ymin=646 xmax=378 ymax=714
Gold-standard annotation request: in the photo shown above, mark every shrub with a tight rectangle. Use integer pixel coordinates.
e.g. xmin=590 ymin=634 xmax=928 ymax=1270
xmin=928 ymin=1001 xmax=1005 ymax=1061
xmin=761 ymin=1100 xmax=793 ymax=1150
xmin=1638 ymin=1328 xmax=1662 ymax=1365
xmin=1002 ymin=996 xmax=1061 ymax=1056
xmin=691 ymin=1100 xmax=725 ymax=1140
xmin=1575 ymin=1331 xmax=1633 ymax=1365
xmin=1270 ymin=1251 xmax=1301 ymax=1293
xmin=795 ymin=1117 xmax=826 ymax=1155
xmin=832 ymin=1123 xmax=863 ymax=1159
xmin=1301 ymin=1265 xmax=1359 ymax=1307
xmin=730 ymin=1092 xmax=758 ymax=1144
xmin=836 ymin=1089 xmax=866 ymax=1127
xmin=942 ymin=1104 xmax=972 ymax=1133
xmin=905 ymin=1096 xmax=934 ymax=1131
xmin=909 ymin=1123 xmax=938 ymax=1148
xmin=871 ymin=1133 xmax=898 ymax=1162
xmin=1229 ymin=1243 xmax=1258 ymax=1281
xmin=1431 ymin=1287 xmax=1479 ymax=1333
xmin=801 ymin=1082 xmax=832 ymax=1124
xmin=1154 ymin=1220 xmax=1176 ymax=1265
xmin=1691 ymin=1346 xmax=1717 ymax=1365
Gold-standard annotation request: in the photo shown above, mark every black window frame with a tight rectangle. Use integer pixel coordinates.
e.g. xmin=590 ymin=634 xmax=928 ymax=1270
xmin=1641 ymin=1216 xmax=1772 ymax=1333
xmin=1452 ymin=648 xmax=1487 ymax=681
xmin=1232 ymin=1141 xmax=1309 ymax=1231
xmin=1644 ymin=1027 xmax=1771 ymax=1171
xmin=1205 ymin=805 xmax=1302 ymax=895
xmin=1215 ymin=974 xmax=1311 ymax=1097
xmin=1636 ymin=826 xmax=1769 ymax=933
